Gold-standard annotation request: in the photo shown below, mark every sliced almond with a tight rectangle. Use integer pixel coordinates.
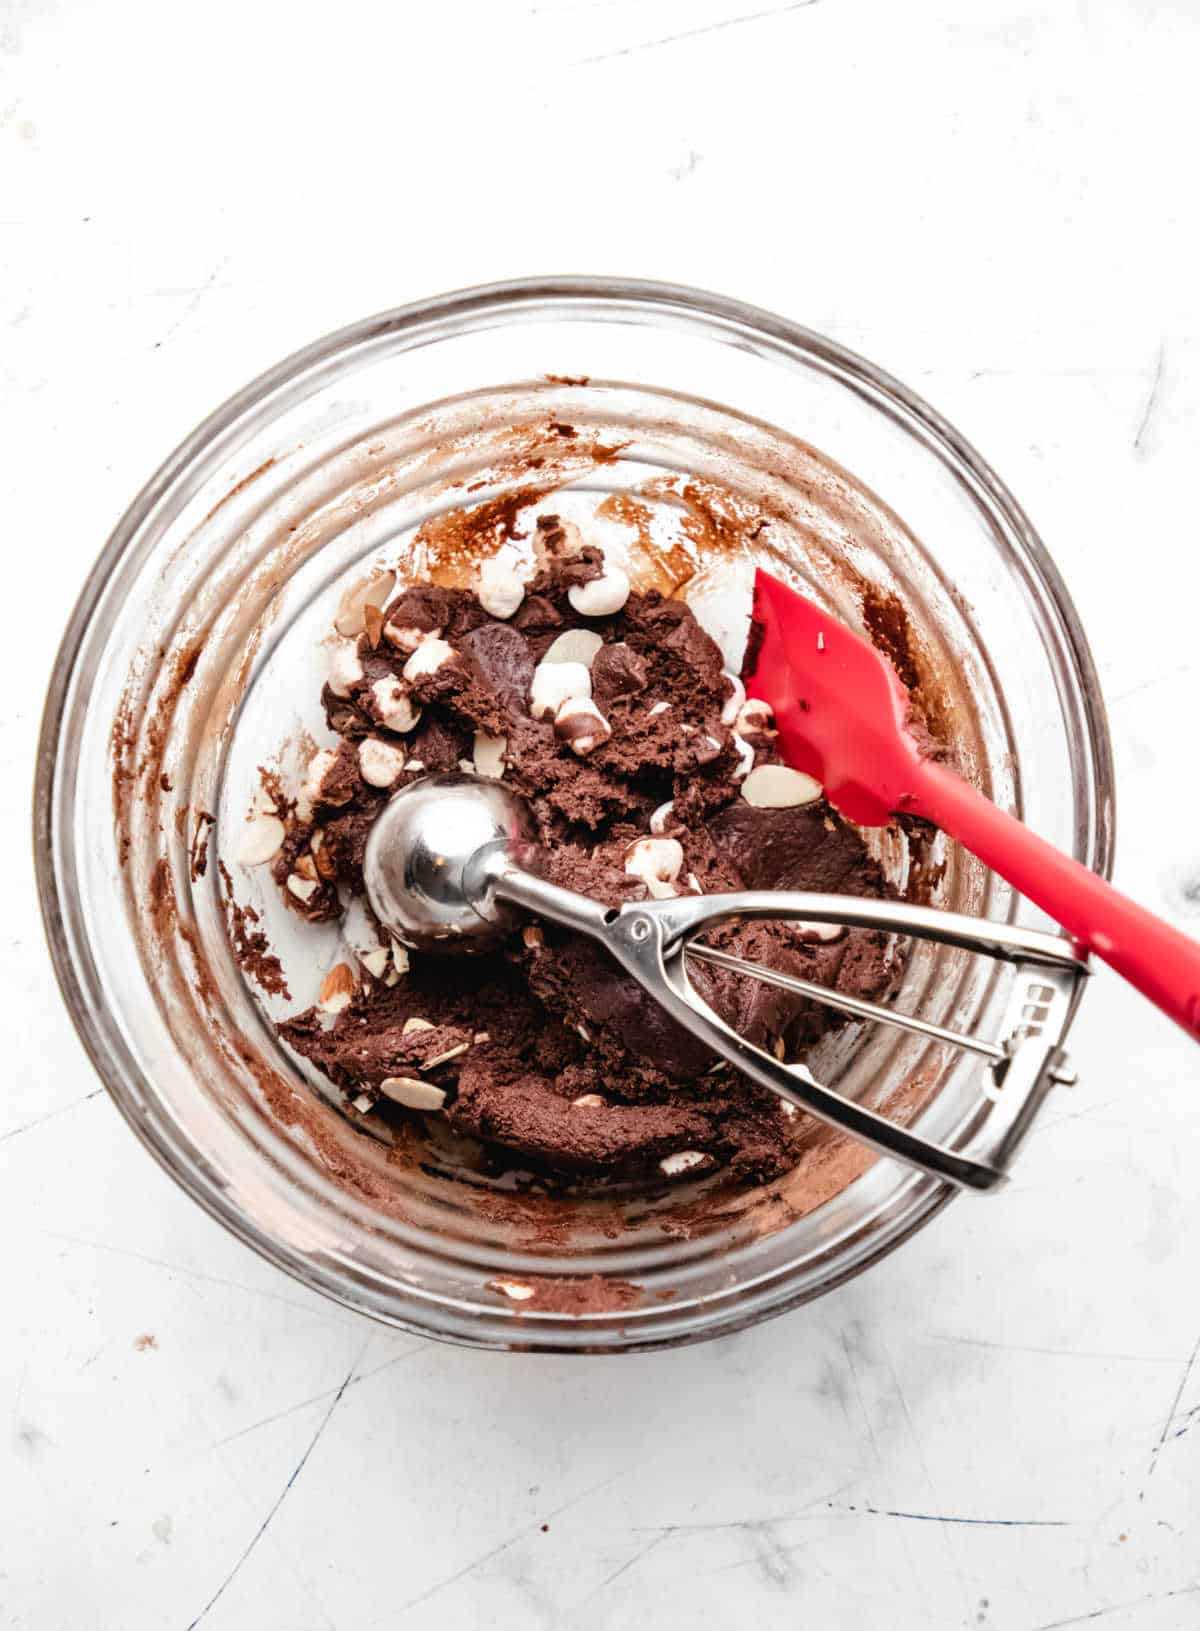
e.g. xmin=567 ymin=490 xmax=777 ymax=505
xmin=542 ymin=628 xmax=605 ymax=668
xmin=363 ymin=602 xmax=385 ymax=648
xmin=352 ymin=1092 xmax=374 ymax=1114
xmin=422 ymin=1042 xmax=470 ymax=1069
xmin=523 ymin=925 xmax=544 ymax=950
xmin=287 ymin=875 xmax=319 ymax=903
xmin=473 ymin=1030 xmax=490 ymax=1044
xmin=379 ymin=1076 xmax=447 ymax=1111
xmin=402 ymin=1016 xmax=435 ymax=1036
xmin=334 ymin=571 xmax=396 ymax=638
xmin=236 ymin=813 xmax=285 ymax=866
xmin=361 ymin=948 xmax=390 ymax=978
xmin=294 ymin=850 xmax=318 ymax=882
xmin=310 ymin=830 xmax=338 ymax=879
xmin=319 ymin=963 xmax=356 ymax=1015
xmin=392 ymin=945 xmax=411 ymax=975
xmin=489 ymin=1277 xmax=535 ymax=1302
xmin=572 ymin=1094 xmax=605 ymax=1109
xmin=740 ymin=764 xmax=823 ymax=809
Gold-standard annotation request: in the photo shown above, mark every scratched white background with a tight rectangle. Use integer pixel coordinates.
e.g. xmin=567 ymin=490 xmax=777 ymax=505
xmin=4 ymin=1 xmax=1200 ymax=1627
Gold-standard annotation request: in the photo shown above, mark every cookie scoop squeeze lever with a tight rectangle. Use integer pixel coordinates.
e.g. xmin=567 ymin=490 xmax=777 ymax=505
xmin=364 ymin=773 xmax=1091 ymax=1193
xmin=746 ymin=568 xmax=1200 ymax=1042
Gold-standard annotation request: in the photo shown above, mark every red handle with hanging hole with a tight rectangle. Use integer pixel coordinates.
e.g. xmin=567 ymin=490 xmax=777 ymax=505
xmin=744 ymin=568 xmax=1200 ymax=1042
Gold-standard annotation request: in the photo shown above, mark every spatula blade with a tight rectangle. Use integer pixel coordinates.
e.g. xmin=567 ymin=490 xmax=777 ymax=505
xmin=743 ymin=568 xmax=925 ymax=827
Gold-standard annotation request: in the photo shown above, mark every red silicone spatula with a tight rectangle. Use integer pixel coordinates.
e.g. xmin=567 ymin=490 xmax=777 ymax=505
xmin=745 ymin=567 xmax=1200 ymax=1042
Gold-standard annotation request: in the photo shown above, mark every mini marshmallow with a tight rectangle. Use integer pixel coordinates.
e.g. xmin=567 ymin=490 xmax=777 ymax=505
xmin=567 ymin=564 xmax=630 ymax=618
xmin=358 ymin=736 xmax=406 ymax=788
xmin=385 ymin=622 xmax=442 ymax=654
xmin=530 ymin=659 xmax=591 ymax=720
xmin=732 ymin=735 xmax=756 ymax=780
xmin=328 ymin=641 xmax=365 ymax=698
xmin=554 ymin=696 xmax=612 ymax=755
xmin=734 ymin=698 xmax=777 ymax=738
xmin=624 ymin=836 xmax=684 ymax=899
xmin=472 ymin=733 xmax=507 ymax=779
xmin=300 ymin=749 xmax=339 ymax=814
xmin=477 ymin=556 xmax=526 ymax=620
xmin=659 ymin=1150 xmax=710 ymax=1177
xmin=649 ymin=800 xmax=675 ymax=835
xmin=402 ymin=639 xmax=457 ymax=683
xmin=371 ymin=676 xmax=422 ymax=733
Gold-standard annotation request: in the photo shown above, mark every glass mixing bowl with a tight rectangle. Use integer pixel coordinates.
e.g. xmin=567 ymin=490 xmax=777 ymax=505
xmin=34 ymin=278 xmax=1113 ymax=1351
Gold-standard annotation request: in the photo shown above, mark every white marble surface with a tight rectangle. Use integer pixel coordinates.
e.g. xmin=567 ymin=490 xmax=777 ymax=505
xmin=4 ymin=3 xmax=1200 ymax=1627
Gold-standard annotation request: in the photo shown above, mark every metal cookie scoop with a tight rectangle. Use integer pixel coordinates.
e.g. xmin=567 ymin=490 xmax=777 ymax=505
xmin=363 ymin=773 xmax=1088 ymax=1193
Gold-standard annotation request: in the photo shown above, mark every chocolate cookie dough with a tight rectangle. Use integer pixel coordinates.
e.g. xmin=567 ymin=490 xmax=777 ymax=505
xmin=269 ymin=513 xmax=898 ymax=1185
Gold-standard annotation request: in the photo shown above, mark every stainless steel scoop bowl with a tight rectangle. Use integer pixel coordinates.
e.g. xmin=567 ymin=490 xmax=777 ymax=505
xmin=364 ymin=773 xmax=1088 ymax=1193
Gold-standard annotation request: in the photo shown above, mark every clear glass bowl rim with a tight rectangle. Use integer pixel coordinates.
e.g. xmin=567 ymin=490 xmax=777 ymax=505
xmin=33 ymin=276 xmax=1116 ymax=1349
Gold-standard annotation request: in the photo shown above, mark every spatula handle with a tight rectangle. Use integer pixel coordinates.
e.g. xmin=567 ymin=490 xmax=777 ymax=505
xmin=910 ymin=758 xmax=1200 ymax=1041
